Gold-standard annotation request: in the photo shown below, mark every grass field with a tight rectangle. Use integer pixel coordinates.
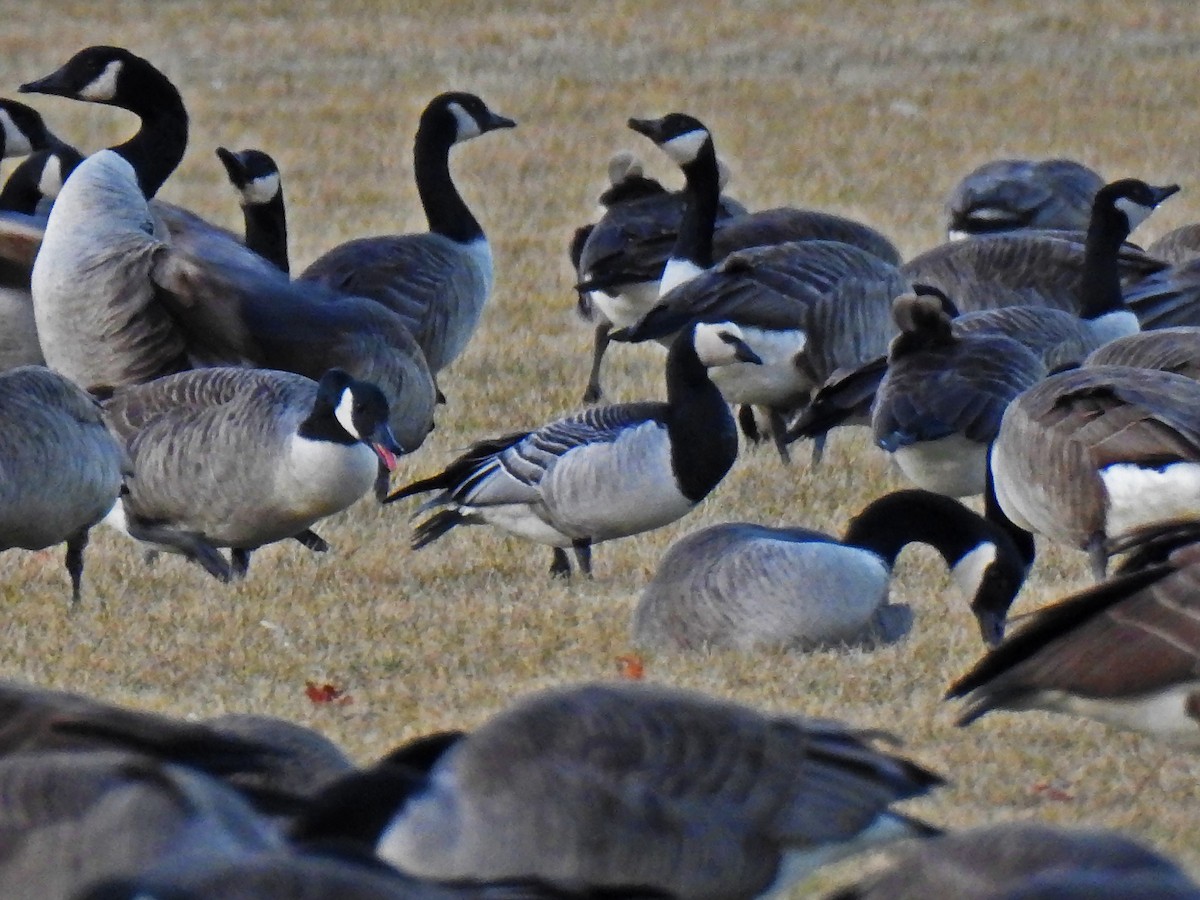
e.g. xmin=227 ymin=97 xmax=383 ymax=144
xmin=3 ymin=1 xmax=1200 ymax=893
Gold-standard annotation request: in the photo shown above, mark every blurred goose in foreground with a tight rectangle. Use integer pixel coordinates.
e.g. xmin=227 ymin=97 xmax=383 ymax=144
xmin=990 ymin=364 xmax=1200 ymax=578
xmin=298 ymin=92 xmax=515 ymax=380
xmin=944 ymin=157 xmax=1104 ymax=240
xmin=634 ymin=489 xmax=1029 ymax=650
xmin=387 ymin=321 xmax=757 ymax=576
xmin=948 ymin=526 xmax=1200 ymax=747
xmin=292 ymin=681 xmax=944 ymax=899
xmin=215 ymin=146 xmax=289 ymax=273
xmin=824 ymin=821 xmax=1200 ymax=899
xmin=102 ymin=367 xmax=401 ymax=582
xmin=1084 ymin=325 xmax=1200 ymax=380
xmin=0 ymin=366 xmax=125 ymax=602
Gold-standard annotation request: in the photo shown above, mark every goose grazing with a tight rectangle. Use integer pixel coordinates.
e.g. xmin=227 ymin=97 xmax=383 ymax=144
xmin=215 ymin=146 xmax=289 ymax=273
xmin=101 ymin=367 xmax=401 ymax=582
xmin=0 ymin=366 xmax=125 ymax=602
xmin=824 ymin=822 xmax=1200 ymax=900
xmin=19 ymin=45 xmax=191 ymax=389
xmin=612 ymin=113 xmax=907 ymax=462
xmin=386 ymin=320 xmax=759 ymax=577
xmin=947 ymin=526 xmax=1200 ymax=747
xmin=989 ymin=364 xmax=1200 ymax=577
xmin=291 ymin=682 xmax=945 ymax=899
xmin=944 ymin=158 xmax=1104 ymax=240
xmin=298 ymin=92 xmax=515 ymax=379
xmin=634 ymin=488 xmax=1029 ymax=650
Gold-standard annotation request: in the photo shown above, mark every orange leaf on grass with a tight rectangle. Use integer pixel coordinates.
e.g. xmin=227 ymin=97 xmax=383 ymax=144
xmin=615 ymin=653 xmax=645 ymax=680
xmin=305 ymin=680 xmax=353 ymax=705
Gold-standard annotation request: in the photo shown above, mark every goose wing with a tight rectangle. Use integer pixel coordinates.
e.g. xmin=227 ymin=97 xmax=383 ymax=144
xmin=1085 ymin=327 xmax=1200 ymax=381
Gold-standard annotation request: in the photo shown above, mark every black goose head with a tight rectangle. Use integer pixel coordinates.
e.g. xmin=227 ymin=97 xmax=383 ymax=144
xmin=0 ymin=145 xmax=84 ymax=213
xmin=304 ymin=370 xmax=405 ymax=471
xmin=215 ymin=147 xmax=282 ymax=206
xmin=423 ymin=91 xmax=516 ymax=146
xmin=1093 ymin=178 xmax=1179 ymax=237
xmin=0 ymin=98 xmax=55 ymax=159
xmin=20 ymin=46 xmax=169 ymax=117
xmin=627 ymin=112 xmax=713 ymax=168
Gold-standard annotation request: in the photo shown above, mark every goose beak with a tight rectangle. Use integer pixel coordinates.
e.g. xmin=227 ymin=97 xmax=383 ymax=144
xmin=973 ymin=607 xmax=1007 ymax=648
xmin=486 ymin=111 xmax=517 ymax=131
xmin=1152 ymin=183 xmax=1181 ymax=206
xmin=627 ymin=116 xmax=667 ymax=142
xmin=19 ymin=68 xmax=70 ymax=98
xmin=370 ymin=424 xmax=404 ymax=472
xmin=214 ymin=147 xmax=244 ymax=183
xmin=730 ymin=338 xmax=763 ymax=365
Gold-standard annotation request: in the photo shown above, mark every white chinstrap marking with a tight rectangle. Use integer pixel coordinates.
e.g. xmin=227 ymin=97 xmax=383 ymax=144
xmin=240 ymin=171 xmax=280 ymax=206
xmin=36 ymin=154 xmax=64 ymax=198
xmin=78 ymin=60 xmax=124 ymax=101
xmin=447 ymin=101 xmax=482 ymax=142
xmin=951 ymin=541 xmax=997 ymax=599
xmin=660 ymin=128 xmax=708 ymax=166
xmin=0 ymin=109 xmax=32 ymax=157
xmin=334 ymin=387 xmax=359 ymax=439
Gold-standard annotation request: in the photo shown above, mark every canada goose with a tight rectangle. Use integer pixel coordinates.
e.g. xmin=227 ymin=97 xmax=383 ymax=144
xmin=947 ymin=526 xmax=1200 ymax=746
xmin=1148 ymin=222 xmax=1200 ymax=266
xmin=215 ymin=146 xmax=288 ymax=273
xmin=298 ymin=92 xmax=515 ymax=379
xmin=0 ymin=144 xmax=84 ymax=214
xmin=611 ymin=113 xmax=907 ymax=462
xmin=0 ymin=366 xmax=125 ymax=602
xmin=944 ymin=158 xmax=1104 ymax=240
xmin=823 ymin=822 xmax=1200 ymax=900
xmin=990 ymin=364 xmax=1200 ymax=577
xmin=0 ymin=749 xmax=282 ymax=899
xmin=101 ymin=367 xmax=401 ymax=582
xmin=1125 ymin=254 xmax=1200 ymax=329
xmin=1084 ymin=326 xmax=1200 ymax=380
xmin=634 ymin=488 xmax=1029 ymax=650
xmin=387 ymin=321 xmax=756 ymax=576
xmin=290 ymin=681 xmax=944 ymax=899
xmin=0 ymin=97 xmax=70 ymax=159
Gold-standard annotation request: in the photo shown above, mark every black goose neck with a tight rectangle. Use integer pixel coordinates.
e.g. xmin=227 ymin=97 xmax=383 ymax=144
xmin=1077 ymin=194 xmax=1129 ymax=319
xmin=109 ymin=59 xmax=188 ymax=199
xmin=414 ymin=107 xmax=482 ymax=244
xmin=298 ymin=397 xmax=356 ymax=447
xmin=243 ymin=191 xmax=290 ymax=274
xmin=664 ymin=331 xmax=738 ymax=502
xmin=289 ymin=763 xmax=425 ymax=849
xmin=843 ymin=490 xmax=992 ymax=568
xmin=0 ymin=154 xmax=47 ymax=214
xmin=670 ymin=140 xmax=721 ymax=271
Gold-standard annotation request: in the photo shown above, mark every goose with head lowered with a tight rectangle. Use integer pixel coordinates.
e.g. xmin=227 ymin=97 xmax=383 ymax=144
xmin=0 ymin=366 xmax=125 ymax=602
xmin=386 ymin=320 xmax=760 ymax=577
xmin=298 ymin=92 xmax=515 ymax=381
xmin=101 ymin=367 xmax=401 ymax=582
xmin=634 ymin=488 xmax=1029 ymax=650
xmin=289 ymin=681 xmax=945 ymax=900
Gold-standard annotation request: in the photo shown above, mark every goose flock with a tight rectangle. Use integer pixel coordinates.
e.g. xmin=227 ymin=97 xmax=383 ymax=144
xmin=2 ymin=36 xmax=1200 ymax=899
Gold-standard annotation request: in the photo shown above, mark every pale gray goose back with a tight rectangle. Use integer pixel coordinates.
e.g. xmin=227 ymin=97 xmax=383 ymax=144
xmin=101 ymin=367 xmax=400 ymax=582
xmin=298 ymin=92 xmax=515 ymax=378
xmin=292 ymin=681 xmax=943 ymax=899
xmin=944 ymin=158 xmax=1104 ymax=240
xmin=0 ymin=366 xmax=124 ymax=601
xmin=633 ymin=489 xmax=1028 ymax=650
xmin=824 ymin=822 xmax=1199 ymax=900
xmin=386 ymin=321 xmax=758 ymax=577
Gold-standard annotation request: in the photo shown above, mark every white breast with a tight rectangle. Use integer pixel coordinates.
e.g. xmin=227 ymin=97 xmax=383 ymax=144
xmin=274 ymin=435 xmax=378 ymax=525
xmin=893 ymin=433 xmax=989 ymax=498
xmin=1041 ymin=683 xmax=1200 ymax=749
xmin=1100 ymin=462 xmax=1200 ymax=541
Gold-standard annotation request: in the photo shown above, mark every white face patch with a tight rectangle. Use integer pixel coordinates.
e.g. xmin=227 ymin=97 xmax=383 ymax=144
xmin=1114 ymin=196 xmax=1155 ymax=232
xmin=37 ymin=154 xmax=64 ymax=198
xmin=660 ymin=128 xmax=708 ymax=166
xmin=446 ymin=101 xmax=483 ymax=143
xmin=950 ymin=541 xmax=997 ymax=599
xmin=0 ymin=109 xmax=32 ymax=158
xmin=78 ymin=59 xmax=124 ymax=102
xmin=693 ymin=321 xmax=744 ymax=366
xmin=334 ymin=387 xmax=360 ymax=439
xmin=240 ymin=171 xmax=280 ymax=206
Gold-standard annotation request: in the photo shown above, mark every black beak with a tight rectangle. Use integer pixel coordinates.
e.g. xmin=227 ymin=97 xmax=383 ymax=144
xmin=214 ymin=147 xmax=246 ymax=185
xmin=972 ymin=606 xmax=1007 ymax=649
xmin=728 ymin=336 xmax=763 ymax=365
xmin=485 ymin=111 xmax=517 ymax=131
xmin=1152 ymin=183 xmax=1181 ymax=206
xmin=19 ymin=67 xmax=72 ymax=98
xmin=627 ymin=116 xmax=668 ymax=143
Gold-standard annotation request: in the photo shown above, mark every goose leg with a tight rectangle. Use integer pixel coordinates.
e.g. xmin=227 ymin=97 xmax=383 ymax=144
xmin=810 ymin=432 xmax=827 ymax=467
xmin=583 ymin=322 xmax=612 ymax=403
xmin=736 ymin=405 xmax=761 ymax=443
xmin=231 ymin=548 xmax=252 ymax=580
xmin=292 ymin=529 xmax=329 ymax=553
xmin=125 ymin=518 xmax=232 ymax=583
xmin=64 ymin=528 xmax=89 ymax=605
xmin=374 ymin=460 xmax=392 ymax=502
xmin=1087 ymin=533 xmax=1108 ymax=581
xmin=768 ymin=408 xmax=792 ymax=466
xmin=550 ymin=547 xmax=572 ymax=578
xmin=572 ymin=539 xmax=593 ymax=578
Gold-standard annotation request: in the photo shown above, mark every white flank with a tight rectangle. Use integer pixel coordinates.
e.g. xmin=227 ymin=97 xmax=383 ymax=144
xmin=101 ymin=496 xmax=132 ymax=537
xmin=658 ymin=257 xmax=705 ymax=296
xmin=659 ymin=128 xmax=708 ymax=166
xmin=1101 ymin=462 xmax=1200 ymax=540
xmin=1041 ymin=682 xmax=1200 ymax=749
xmin=946 ymin=229 xmax=970 ymax=242
xmin=1114 ymin=196 xmax=1155 ymax=232
xmin=446 ymin=101 xmax=482 ymax=142
xmin=78 ymin=59 xmax=124 ymax=101
xmin=36 ymin=153 xmax=64 ymax=199
xmin=893 ymin=433 xmax=989 ymax=498
xmin=588 ymin=280 xmax=659 ymax=330
xmin=240 ymin=171 xmax=280 ymax=206
xmin=950 ymin=541 xmax=997 ymax=599
xmin=334 ymin=387 xmax=359 ymax=439
xmin=0 ymin=109 xmax=32 ymax=157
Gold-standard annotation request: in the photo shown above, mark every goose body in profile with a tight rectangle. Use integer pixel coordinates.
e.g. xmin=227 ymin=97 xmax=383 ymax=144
xmin=387 ymin=321 xmax=758 ymax=576
xmin=291 ymin=681 xmax=944 ymax=899
xmin=0 ymin=366 xmax=124 ymax=602
xmin=102 ymin=367 xmax=401 ymax=581
xmin=633 ymin=489 xmax=1029 ymax=650
xmin=943 ymin=158 xmax=1104 ymax=240
xmin=298 ymin=92 xmax=515 ymax=379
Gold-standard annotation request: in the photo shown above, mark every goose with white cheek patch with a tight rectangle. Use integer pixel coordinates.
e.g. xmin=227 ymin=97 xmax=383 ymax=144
xmin=634 ymin=489 xmax=1029 ymax=650
xmin=0 ymin=366 xmax=125 ymax=603
xmin=990 ymin=364 xmax=1200 ymax=578
xmin=298 ymin=92 xmax=515 ymax=382
xmin=288 ymin=681 xmax=945 ymax=900
xmin=387 ymin=320 xmax=759 ymax=577
xmin=948 ymin=526 xmax=1200 ymax=749
xmin=101 ymin=367 xmax=402 ymax=582
xmin=214 ymin=146 xmax=289 ymax=273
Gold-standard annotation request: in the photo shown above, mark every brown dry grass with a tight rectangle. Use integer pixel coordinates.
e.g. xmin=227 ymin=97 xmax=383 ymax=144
xmin=3 ymin=1 xmax=1200 ymax=894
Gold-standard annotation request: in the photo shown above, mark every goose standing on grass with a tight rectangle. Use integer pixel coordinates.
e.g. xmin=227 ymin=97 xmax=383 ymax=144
xmin=290 ymin=681 xmax=945 ymax=899
xmin=387 ymin=320 xmax=759 ymax=577
xmin=943 ymin=158 xmax=1104 ymax=240
xmin=0 ymin=366 xmax=125 ymax=603
xmin=20 ymin=45 xmax=192 ymax=389
xmin=101 ymin=367 xmax=402 ymax=582
xmin=634 ymin=489 xmax=1029 ymax=650
xmin=298 ymin=92 xmax=515 ymax=381
xmin=214 ymin=146 xmax=289 ymax=273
